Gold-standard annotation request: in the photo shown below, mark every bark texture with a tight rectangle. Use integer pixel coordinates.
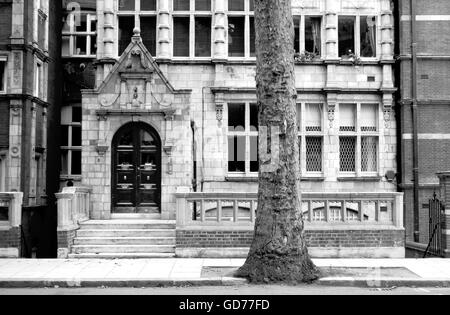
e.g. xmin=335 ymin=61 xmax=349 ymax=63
xmin=236 ymin=0 xmax=319 ymax=283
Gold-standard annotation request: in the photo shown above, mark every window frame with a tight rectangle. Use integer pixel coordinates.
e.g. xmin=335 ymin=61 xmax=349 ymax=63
xmin=171 ymin=0 xmax=213 ymax=60
xmin=337 ymin=14 xmax=379 ymax=60
xmin=0 ymin=57 xmax=7 ymax=94
xmin=117 ymin=0 xmax=158 ymax=57
xmin=61 ymin=105 xmax=83 ymax=178
xmin=62 ymin=11 xmax=97 ymax=58
xmin=293 ymin=15 xmax=324 ymax=58
xmin=226 ymin=101 xmax=259 ymax=177
xmin=297 ymin=102 xmax=325 ymax=176
xmin=227 ymin=0 xmax=255 ymax=60
xmin=338 ymin=103 xmax=381 ymax=177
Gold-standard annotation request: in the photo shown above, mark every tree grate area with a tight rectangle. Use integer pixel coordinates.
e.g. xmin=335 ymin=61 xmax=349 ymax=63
xmin=320 ymin=267 xmax=421 ymax=279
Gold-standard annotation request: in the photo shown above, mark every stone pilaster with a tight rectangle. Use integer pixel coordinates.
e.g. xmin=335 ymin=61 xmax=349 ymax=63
xmin=28 ymin=104 xmax=37 ymax=206
xmin=213 ymin=0 xmax=227 ymax=62
xmin=380 ymin=0 xmax=394 ymax=61
xmin=158 ymin=0 xmax=171 ymax=60
xmin=324 ymin=0 xmax=338 ymax=60
xmin=437 ymin=172 xmax=450 ymax=258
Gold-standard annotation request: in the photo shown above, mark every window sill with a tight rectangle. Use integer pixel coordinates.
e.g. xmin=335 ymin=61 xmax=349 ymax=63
xmin=225 ymin=176 xmax=258 ymax=183
xmin=337 ymin=176 xmax=382 ymax=182
xmin=301 ymin=177 xmax=325 ymax=182
xmin=60 ymin=175 xmax=82 ymax=181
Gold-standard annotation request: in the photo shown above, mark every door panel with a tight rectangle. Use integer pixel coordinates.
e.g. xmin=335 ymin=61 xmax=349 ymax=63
xmin=112 ymin=123 xmax=161 ymax=214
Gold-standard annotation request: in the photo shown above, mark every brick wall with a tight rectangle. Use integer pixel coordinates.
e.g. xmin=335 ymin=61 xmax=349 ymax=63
xmin=176 ymin=229 xmax=405 ymax=249
xmin=57 ymin=229 xmax=76 ymax=249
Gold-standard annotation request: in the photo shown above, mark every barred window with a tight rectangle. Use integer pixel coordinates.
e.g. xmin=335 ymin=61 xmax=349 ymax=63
xmin=361 ymin=137 xmax=378 ymax=172
xmin=298 ymin=103 xmax=324 ymax=174
xmin=339 ymin=137 xmax=356 ymax=172
xmin=361 ymin=104 xmax=378 ymax=132
xmin=339 ymin=104 xmax=356 ymax=132
xmin=228 ymin=102 xmax=259 ymax=175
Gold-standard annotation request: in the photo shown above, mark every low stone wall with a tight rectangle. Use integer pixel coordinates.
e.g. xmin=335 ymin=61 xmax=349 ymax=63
xmin=176 ymin=227 xmax=405 ymax=258
xmin=57 ymin=229 xmax=77 ymax=258
xmin=0 ymin=227 xmax=21 ymax=258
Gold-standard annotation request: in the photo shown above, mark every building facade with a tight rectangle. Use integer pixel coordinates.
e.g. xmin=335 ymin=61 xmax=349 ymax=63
xmin=397 ymin=0 xmax=450 ymax=252
xmin=0 ymin=0 xmax=61 ymax=258
xmin=52 ymin=0 xmax=405 ymax=259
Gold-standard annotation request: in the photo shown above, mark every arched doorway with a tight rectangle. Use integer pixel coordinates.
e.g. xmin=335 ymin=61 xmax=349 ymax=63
xmin=112 ymin=122 xmax=161 ymax=214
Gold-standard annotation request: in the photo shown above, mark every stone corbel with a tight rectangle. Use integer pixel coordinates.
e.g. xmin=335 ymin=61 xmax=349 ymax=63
xmin=383 ymin=99 xmax=393 ymax=128
xmin=96 ymin=145 xmax=109 ymax=156
xmin=163 ymin=144 xmax=174 ymax=175
xmin=215 ymin=93 xmax=225 ymax=123
xmin=326 ymin=94 xmax=337 ymax=128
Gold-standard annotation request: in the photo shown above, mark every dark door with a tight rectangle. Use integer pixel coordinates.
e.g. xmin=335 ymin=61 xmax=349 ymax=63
xmin=112 ymin=123 xmax=161 ymax=214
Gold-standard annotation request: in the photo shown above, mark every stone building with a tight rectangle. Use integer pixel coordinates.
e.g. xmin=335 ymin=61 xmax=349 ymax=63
xmin=397 ymin=0 xmax=450 ymax=254
xmin=53 ymin=0 xmax=405 ymax=259
xmin=0 ymin=0 xmax=61 ymax=258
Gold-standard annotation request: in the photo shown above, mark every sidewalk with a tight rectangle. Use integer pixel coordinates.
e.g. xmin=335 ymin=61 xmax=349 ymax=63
xmin=0 ymin=258 xmax=449 ymax=288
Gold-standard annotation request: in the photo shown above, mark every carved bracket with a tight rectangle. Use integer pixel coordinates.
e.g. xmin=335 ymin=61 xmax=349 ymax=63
xmin=326 ymin=94 xmax=337 ymax=128
xmin=96 ymin=145 xmax=109 ymax=156
xmin=216 ymin=103 xmax=224 ymax=122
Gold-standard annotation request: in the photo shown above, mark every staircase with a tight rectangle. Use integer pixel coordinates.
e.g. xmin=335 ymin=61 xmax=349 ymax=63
xmin=68 ymin=219 xmax=176 ymax=259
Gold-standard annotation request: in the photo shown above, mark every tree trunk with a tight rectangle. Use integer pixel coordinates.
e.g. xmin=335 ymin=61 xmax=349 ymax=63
xmin=236 ymin=0 xmax=319 ymax=283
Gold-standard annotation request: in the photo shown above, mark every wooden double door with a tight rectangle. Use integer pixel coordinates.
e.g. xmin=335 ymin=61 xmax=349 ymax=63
xmin=112 ymin=123 xmax=161 ymax=214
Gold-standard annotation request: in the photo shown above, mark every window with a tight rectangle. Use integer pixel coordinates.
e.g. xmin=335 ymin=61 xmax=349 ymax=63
xmin=297 ymin=103 xmax=324 ymax=174
xmin=339 ymin=103 xmax=379 ymax=175
xmin=0 ymin=60 xmax=6 ymax=93
xmin=61 ymin=106 xmax=82 ymax=177
xmin=338 ymin=15 xmax=377 ymax=58
xmin=228 ymin=102 xmax=258 ymax=175
xmin=294 ymin=16 xmax=322 ymax=56
xmin=228 ymin=0 xmax=255 ymax=58
xmin=35 ymin=62 xmax=43 ymax=98
xmin=118 ymin=0 xmax=157 ymax=56
xmin=172 ymin=0 xmax=212 ymax=58
xmin=62 ymin=12 xmax=97 ymax=57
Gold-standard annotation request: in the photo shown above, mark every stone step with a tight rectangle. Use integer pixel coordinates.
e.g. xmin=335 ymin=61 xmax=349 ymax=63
xmin=72 ymin=244 xmax=176 ymax=254
xmin=68 ymin=253 xmax=176 ymax=259
xmin=79 ymin=220 xmax=176 ymax=230
xmin=76 ymin=229 xmax=176 ymax=238
xmin=74 ymin=237 xmax=176 ymax=246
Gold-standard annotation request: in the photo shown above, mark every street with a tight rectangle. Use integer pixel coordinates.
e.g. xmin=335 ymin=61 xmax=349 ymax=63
xmin=0 ymin=285 xmax=449 ymax=295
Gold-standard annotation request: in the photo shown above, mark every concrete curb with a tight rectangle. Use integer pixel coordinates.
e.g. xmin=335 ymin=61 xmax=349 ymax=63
xmin=0 ymin=277 xmax=249 ymax=288
xmin=317 ymin=278 xmax=450 ymax=288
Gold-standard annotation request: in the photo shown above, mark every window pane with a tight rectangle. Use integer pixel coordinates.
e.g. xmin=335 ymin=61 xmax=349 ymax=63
xmin=305 ymin=16 xmax=321 ymax=55
xmin=62 ymin=36 xmax=70 ymax=56
xmin=72 ymin=107 xmax=82 ymax=123
xmin=195 ymin=0 xmax=211 ymax=10
xmin=119 ymin=0 xmax=135 ymax=11
xmin=72 ymin=126 xmax=82 ymax=147
xmin=361 ymin=104 xmax=378 ymax=132
xmin=141 ymin=16 xmax=157 ymax=56
xmin=250 ymin=103 xmax=258 ymax=131
xmin=72 ymin=150 xmax=82 ymax=175
xmin=339 ymin=104 xmax=356 ymax=132
xmin=361 ymin=16 xmax=376 ymax=57
xmin=228 ymin=0 xmax=244 ymax=11
xmin=250 ymin=17 xmax=255 ymax=57
xmin=90 ymin=16 xmax=97 ymax=32
xmin=294 ymin=16 xmax=300 ymax=53
xmin=306 ymin=137 xmax=323 ymax=172
xmin=228 ymin=136 xmax=246 ymax=172
xmin=73 ymin=35 xmax=87 ymax=55
xmin=174 ymin=0 xmax=190 ymax=10
xmin=195 ymin=17 xmax=211 ymax=57
xmin=296 ymin=103 xmax=301 ymax=131
xmin=305 ymin=103 xmax=322 ymax=132
xmin=141 ymin=0 xmax=156 ymax=10
xmin=0 ymin=61 xmax=5 ymax=91
xmin=339 ymin=137 xmax=356 ymax=172
xmin=228 ymin=17 xmax=245 ymax=57
xmin=338 ymin=16 xmax=355 ymax=57
xmin=249 ymin=0 xmax=254 ymax=11
xmin=76 ymin=13 xmax=87 ymax=32
xmin=228 ymin=103 xmax=245 ymax=131
xmin=118 ymin=16 xmax=135 ymax=55
xmin=250 ymin=136 xmax=259 ymax=172
xmin=61 ymin=126 xmax=69 ymax=147
xmin=61 ymin=150 xmax=68 ymax=175
xmin=90 ymin=35 xmax=97 ymax=55
xmin=173 ymin=17 xmax=190 ymax=57
xmin=361 ymin=137 xmax=378 ymax=172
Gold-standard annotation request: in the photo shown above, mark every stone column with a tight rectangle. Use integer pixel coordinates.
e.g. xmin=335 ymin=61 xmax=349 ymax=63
xmin=380 ymin=0 xmax=394 ymax=61
xmin=324 ymin=0 xmax=338 ymax=60
xmin=437 ymin=172 xmax=450 ymax=258
xmin=28 ymin=103 xmax=37 ymax=206
xmin=101 ymin=0 xmax=116 ymax=81
xmin=7 ymin=101 xmax=23 ymax=193
xmin=213 ymin=0 xmax=227 ymax=62
xmin=158 ymin=0 xmax=171 ymax=60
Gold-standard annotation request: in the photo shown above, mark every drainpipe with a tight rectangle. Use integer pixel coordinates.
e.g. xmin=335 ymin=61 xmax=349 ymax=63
xmin=410 ymin=0 xmax=420 ymax=243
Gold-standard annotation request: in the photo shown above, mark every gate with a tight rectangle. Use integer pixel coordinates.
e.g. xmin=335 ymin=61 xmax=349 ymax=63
xmin=424 ymin=193 xmax=444 ymax=258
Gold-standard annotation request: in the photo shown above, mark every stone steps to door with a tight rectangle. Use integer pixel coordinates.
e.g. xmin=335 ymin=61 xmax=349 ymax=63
xmin=68 ymin=253 xmax=176 ymax=259
xmin=76 ymin=229 xmax=176 ymax=238
xmin=74 ymin=237 xmax=176 ymax=246
xmin=79 ymin=220 xmax=176 ymax=230
xmin=72 ymin=244 xmax=176 ymax=254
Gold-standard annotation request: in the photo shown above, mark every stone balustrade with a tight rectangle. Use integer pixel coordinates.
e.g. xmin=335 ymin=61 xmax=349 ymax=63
xmin=56 ymin=187 xmax=92 ymax=231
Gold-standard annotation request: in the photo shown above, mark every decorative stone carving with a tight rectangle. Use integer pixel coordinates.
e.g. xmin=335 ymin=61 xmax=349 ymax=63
xmin=327 ymin=94 xmax=337 ymax=128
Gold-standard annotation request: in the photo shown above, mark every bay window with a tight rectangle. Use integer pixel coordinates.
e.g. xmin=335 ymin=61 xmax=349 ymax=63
xmin=227 ymin=102 xmax=259 ymax=175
